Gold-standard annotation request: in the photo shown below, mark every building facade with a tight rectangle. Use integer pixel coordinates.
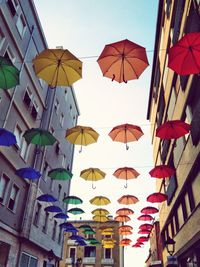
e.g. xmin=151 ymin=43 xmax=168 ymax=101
xmin=147 ymin=0 xmax=200 ymax=266
xmin=0 ymin=0 xmax=79 ymax=266
xmin=59 ymin=220 xmax=123 ymax=267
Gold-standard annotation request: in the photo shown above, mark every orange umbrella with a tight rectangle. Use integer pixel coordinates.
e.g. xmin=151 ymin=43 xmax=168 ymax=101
xmin=119 ymin=225 xmax=133 ymax=231
xmin=97 ymin=39 xmax=149 ymax=83
xmin=113 ymin=167 xmax=140 ymax=188
xmin=118 ymin=195 xmax=139 ymax=205
xmin=119 ymin=230 xmax=133 ymax=236
xmin=116 ymin=208 xmax=134 ymax=216
xmin=114 ymin=215 xmax=131 ymax=222
xmin=119 ymin=238 xmax=132 ymax=246
xmin=109 ymin=124 xmax=143 ymax=150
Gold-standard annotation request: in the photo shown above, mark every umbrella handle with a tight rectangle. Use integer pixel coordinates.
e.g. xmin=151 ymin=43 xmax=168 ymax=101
xmin=126 ymin=143 xmax=129 ymax=150
xmin=112 ymin=74 xmax=115 ymax=81
xmin=79 ymin=145 xmax=82 ymax=153
xmin=92 ymin=183 xmax=96 ymax=189
xmin=124 ymin=179 xmax=128 ymax=188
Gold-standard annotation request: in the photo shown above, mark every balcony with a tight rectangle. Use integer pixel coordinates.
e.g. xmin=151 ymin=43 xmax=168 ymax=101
xmin=101 ymin=258 xmax=114 ymax=265
xmin=83 ymin=257 xmax=96 ymax=264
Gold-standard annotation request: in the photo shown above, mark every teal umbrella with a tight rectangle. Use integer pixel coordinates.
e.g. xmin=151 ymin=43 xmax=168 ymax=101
xmin=0 ymin=56 xmax=20 ymax=90
xmin=67 ymin=208 xmax=84 ymax=215
xmin=23 ymin=128 xmax=57 ymax=146
xmin=63 ymin=196 xmax=83 ymax=205
xmin=84 ymin=229 xmax=96 ymax=235
xmin=48 ymin=168 xmax=73 ymax=180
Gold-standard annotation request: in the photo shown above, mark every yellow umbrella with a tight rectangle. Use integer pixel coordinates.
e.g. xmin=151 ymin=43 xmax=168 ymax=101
xmin=101 ymin=230 xmax=114 ymax=235
xmin=92 ymin=215 xmax=109 ymax=222
xmin=66 ymin=125 xmax=99 ymax=152
xmin=33 ymin=48 xmax=82 ymax=87
xmin=80 ymin=168 xmax=106 ymax=189
xmin=100 ymin=227 xmax=113 ymax=232
xmin=91 ymin=208 xmax=109 ymax=216
xmin=103 ymin=244 xmax=115 ymax=249
xmin=89 ymin=196 xmax=111 ymax=206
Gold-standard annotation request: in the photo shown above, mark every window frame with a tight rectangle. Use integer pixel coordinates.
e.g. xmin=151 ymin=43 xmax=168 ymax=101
xmin=16 ymin=12 xmax=27 ymax=38
xmin=0 ymin=173 xmax=10 ymax=205
xmin=7 ymin=183 xmax=19 ymax=212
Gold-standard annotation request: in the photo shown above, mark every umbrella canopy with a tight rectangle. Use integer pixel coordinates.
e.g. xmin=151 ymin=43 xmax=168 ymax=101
xmin=109 ymin=123 xmax=144 ymax=150
xmin=54 ymin=213 xmax=69 ymax=219
xmin=138 ymin=229 xmax=151 ymax=235
xmin=84 ymin=229 xmax=96 ymax=235
xmin=139 ymin=224 xmax=153 ymax=231
xmin=119 ymin=230 xmax=133 ymax=236
xmin=89 ymin=196 xmax=111 ymax=206
xmin=67 ymin=207 xmax=85 ymax=215
xmin=168 ymin=32 xmax=200 ymax=75
xmin=97 ymin=39 xmax=149 ymax=83
xmin=48 ymin=168 xmax=73 ymax=180
xmin=23 ymin=128 xmax=57 ymax=146
xmin=66 ymin=125 xmax=99 ymax=152
xmin=69 ymin=235 xmax=86 ymax=241
xmin=59 ymin=222 xmax=73 ymax=228
xmin=101 ymin=230 xmax=114 ymax=235
xmin=113 ymin=167 xmax=140 ymax=188
xmin=79 ymin=224 xmax=92 ymax=230
xmin=132 ymin=244 xmax=141 ymax=248
xmin=15 ymin=167 xmax=41 ymax=180
xmin=63 ymin=196 xmax=83 ymax=205
xmin=37 ymin=194 xmax=57 ymax=202
xmin=33 ymin=48 xmax=82 ymax=87
xmin=44 ymin=205 xmax=62 ymax=213
xmin=137 ymin=236 xmax=149 ymax=242
xmin=147 ymin=192 xmax=167 ymax=203
xmin=119 ymin=225 xmax=133 ymax=231
xmin=91 ymin=208 xmax=109 ymax=216
xmin=93 ymin=215 xmax=109 ymax=222
xmin=149 ymin=165 xmax=176 ymax=178
xmin=137 ymin=214 xmax=154 ymax=221
xmin=119 ymin=238 xmax=132 ymax=246
xmin=156 ymin=120 xmax=191 ymax=140
xmin=0 ymin=56 xmax=20 ymax=90
xmin=141 ymin=206 xmax=159 ymax=214
xmin=103 ymin=244 xmax=115 ymax=249
xmin=117 ymin=194 xmax=139 ymax=205
xmin=0 ymin=128 xmax=17 ymax=146
xmin=80 ymin=167 xmax=106 ymax=189
xmin=114 ymin=215 xmax=131 ymax=222
xmin=64 ymin=227 xmax=78 ymax=234
xmin=116 ymin=208 xmax=134 ymax=216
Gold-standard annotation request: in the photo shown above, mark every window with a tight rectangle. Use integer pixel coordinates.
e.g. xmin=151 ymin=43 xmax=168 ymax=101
xmin=55 ymin=99 xmax=59 ymax=115
xmin=31 ymin=101 xmax=39 ymax=120
xmin=0 ymin=28 xmax=5 ymax=50
xmin=60 ymin=113 xmax=64 ymax=127
xmin=181 ymin=197 xmax=188 ymax=221
xmin=188 ymin=185 xmax=195 ymax=213
xmin=7 ymin=0 xmax=18 ymax=16
xmin=52 ymin=220 xmax=57 ymax=240
xmin=0 ymin=174 xmax=9 ymax=204
xmin=64 ymin=89 xmax=68 ymax=102
xmin=58 ymin=184 xmax=62 ymax=200
xmin=84 ymin=246 xmax=96 ymax=257
xmin=69 ymin=247 xmax=76 ymax=258
xmin=61 ymin=154 xmax=66 ymax=167
xmin=16 ymin=13 xmax=26 ymax=37
xmin=43 ymin=212 xmax=49 ymax=233
xmin=14 ymin=124 xmax=23 ymax=149
xmin=174 ymin=210 xmax=179 ymax=233
xmin=156 ymin=87 xmax=165 ymax=127
xmin=42 ymin=161 xmax=49 ymax=181
xmin=20 ymin=138 xmax=29 ymax=161
xmin=167 ymin=87 xmax=176 ymax=120
xmin=8 ymin=184 xmax=19 ymax=211
xmin=50 ymin=179 xmax=54 ymax=191
xmin=23 ymin=87 xmax=32 ymax=108
xmin=19 ymin=252 xmax=38 ymax=267
xmin=5 ymin=47 xmax=15 ymax=63
xmin=58 ymin=226 xmax=62 ymax=244
xmin=104 ymin=248 xmax=112 ymax=259
xmin=33 ymin=203 xmax=41 ymax=226
xmin=0 ymin=241 xmax=10 ymax=267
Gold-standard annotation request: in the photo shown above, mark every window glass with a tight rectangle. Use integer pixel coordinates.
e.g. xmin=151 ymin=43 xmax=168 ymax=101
xmin=8 ymin=184 xmax=19 ymax=211
xmin=14 ymin=125 xmax=23 ymax=148
xmin=0 ymin=174 xmax=9 ymax=204
xmin=33 ymin=203 xmax=41 ymax=226
xmin=16 ymin=14 xmax=26 ymax=37
xmin=105 ymin=248 xmax=111 ymax=258
xmin=20 ymin=138 xmax=29 ymax=161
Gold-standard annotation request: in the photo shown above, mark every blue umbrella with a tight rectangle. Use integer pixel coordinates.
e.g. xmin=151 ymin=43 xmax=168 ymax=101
xmin=64 ymin=226 xmax=78 ymax=234
xmin=59 ymin=222 xmax=73 ymax=228
xmin=69 ymin=235 xmax=86 ymax=241
xmin=37 ymin=194 xmax=57 ymax=202
xmin=76 ymin=240 xmax=87 ymax=246
xmin=0 ymin=128 xmax=16 ymax=146
xmin=15 ymin=167 xmax=41 ymax=179
xmin=54 ymin=213 xmax=69 ymax=219
xmin=44 ymin=205 xmax=62 ymax=213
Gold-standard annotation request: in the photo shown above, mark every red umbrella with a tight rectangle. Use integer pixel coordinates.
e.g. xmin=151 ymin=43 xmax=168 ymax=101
xmin=137 ymin=236 xmax=149 ymax=242
xmin=147 ymin=192 xmax=167 ymax=203
xmin=97 ymin=39 xmax=149 ymax=83
xmin=113 ymin=167 xmax=140 ymax=188
xmin=114 ymin=215 xmax=131 ymax=222
xmin=149 ymin=165 xmax=175 ymax=178
xmin=156 ymin=120 xmax=191 ymax=139
xmin=132 ymin=244 xmax=141 ymax=248
xmin=168 ymin=32 xmax=200 ymax=75
xmin=120 ymin=238 xmax=132 ymax=245
xmin=141 ymin=206 xmax=159 ymax=214
xmin=118 ymin=194 xmax=139 ymax=205
xmin=119 ymin=225 xmax=133 ymax=231
xmin=116 ymin=207 xmax=134 ymax=216
xmin=137 ymin=214 xmax=154 ymax=221
xmin=139 ymin=223 xmax=153 ymax=231
xmin=138 ymin=229 xmax=151 ymax=235
xmin=109 ymin=124 xmax=144 ymax=150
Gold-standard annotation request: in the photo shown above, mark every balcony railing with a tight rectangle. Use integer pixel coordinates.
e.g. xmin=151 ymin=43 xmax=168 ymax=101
xmin=83 ymin=257 xmax=96 ymax=264
xmin=101 ymin=258 xmax=114 ymax=264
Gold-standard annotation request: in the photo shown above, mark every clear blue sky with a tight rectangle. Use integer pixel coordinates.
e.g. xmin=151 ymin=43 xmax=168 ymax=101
xmin=34 ymin=1 xmax=159 ymax=266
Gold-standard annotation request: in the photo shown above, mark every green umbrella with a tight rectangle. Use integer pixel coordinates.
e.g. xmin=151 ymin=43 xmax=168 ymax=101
xmin=67 ymin=207 xmax=85 ymax=215
xmin=48 ymin=168 xmax=73 ymax=180
xmin=63 ymin=196 xmax=83 ymax=205
xmin=0 ymin=56 xmax=20 ymax=90
xmin=84 ymin=229 xmax=96 ymax=235
xmin=86 ymin=238 xmax=100 ymax=246
xmin=23 ymin=128 xmax=57 ymax=146
xmin=79 ymin=224 xmax=93 ymax=230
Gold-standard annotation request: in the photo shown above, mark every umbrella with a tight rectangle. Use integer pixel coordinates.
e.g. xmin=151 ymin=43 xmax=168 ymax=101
xmin=66 ymin=125 xmax=99 ymax=152
xmin=168 ymin=32 xmax=200 ymax=75
xmin=117 ymin=195 xmax=139 ymax=205
xmin=44 ymin=205 xmax=62 ymax=213
xmin=80 ymin=167 xmax=106 ymax=189
xmin=156 ymin=120 xmax=191 ymax=140
xmin=103 ymin=244 xmax=115 ymax=249
xmin=149 ymin=165 xmax=176 ymax=178
xmin=101 ymin=230 xmax=114 ymax=235
xmin=109 ymin=124 xmax=144 ymax=150
xmin=89 ymin=196 xmax=111 ymax=206
xmin=79 ymin=224 xmax=92 ymax=230
xmin=69 ymin=235 xmax=86 ymax=241
xmin=54 ymin=213 xmax=69 ymax=219
xmin=0 ymin=56 xmax=20 ymax=89
xmin=138 ymin=229 xmax=151 ymax=235
xmin=116 ymin=208 xmax=134 ymax=216
xmin=59 ymin=222 xmax=73 ymax=228
xmin=15 ymin=167 xmax=41 ymax=179
xmin=91 ymin=208 xmax=109 ymax=216
xmin=63 ymin=196 xmax=83 ymax=205
xmin=93 ymin=215 xmax=109 ymax=222
xmin=119 ymin=238 xmax=132 ymax=246
xmin=23 ymin=128 xmax=57 ymax=146
xmin=137 ymin=236 xmax=149 ymax=242
xmin=119 ymin=230 xmax=133 ymax=236
xmin=97 ymin=39 xmax=149 ymax=83
xmin=114 ymin=215 xmax=131 ymax=222
xmin=137 ymin=214 xmax=154 ymax=221
xmin=37 ymin=194 xmax=57 ymax=202
xmin=132 ymin=244 xmax=141 ymax=248
xmin=76 ymin=240 xmax=87 ymax=246
xmin=0 ymin=128 xmax=17 ymax=146
xmin=118 ymin=225 xmax=133 ymax=231
xmin=67 ymin=208 xmax=85 ymax=215
xmin=147 ymin=192 xmax=167 ymax=203
xmin=139 ymin=224 xmax=153 ymax=231
xmin=141 ymin=206 xmax=159 ymax=214
xmin=113 ymin=167 xmax=140 ymax=188
xmin=64 ymin=227 xmax=78 ymax=234
xmin=48 ymin=168 xmax=73 ymax=180
xmin=84 ymin=229 xmax=96 ymax=235
xmin=33 ymin=48 xmax=82 ymax=87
